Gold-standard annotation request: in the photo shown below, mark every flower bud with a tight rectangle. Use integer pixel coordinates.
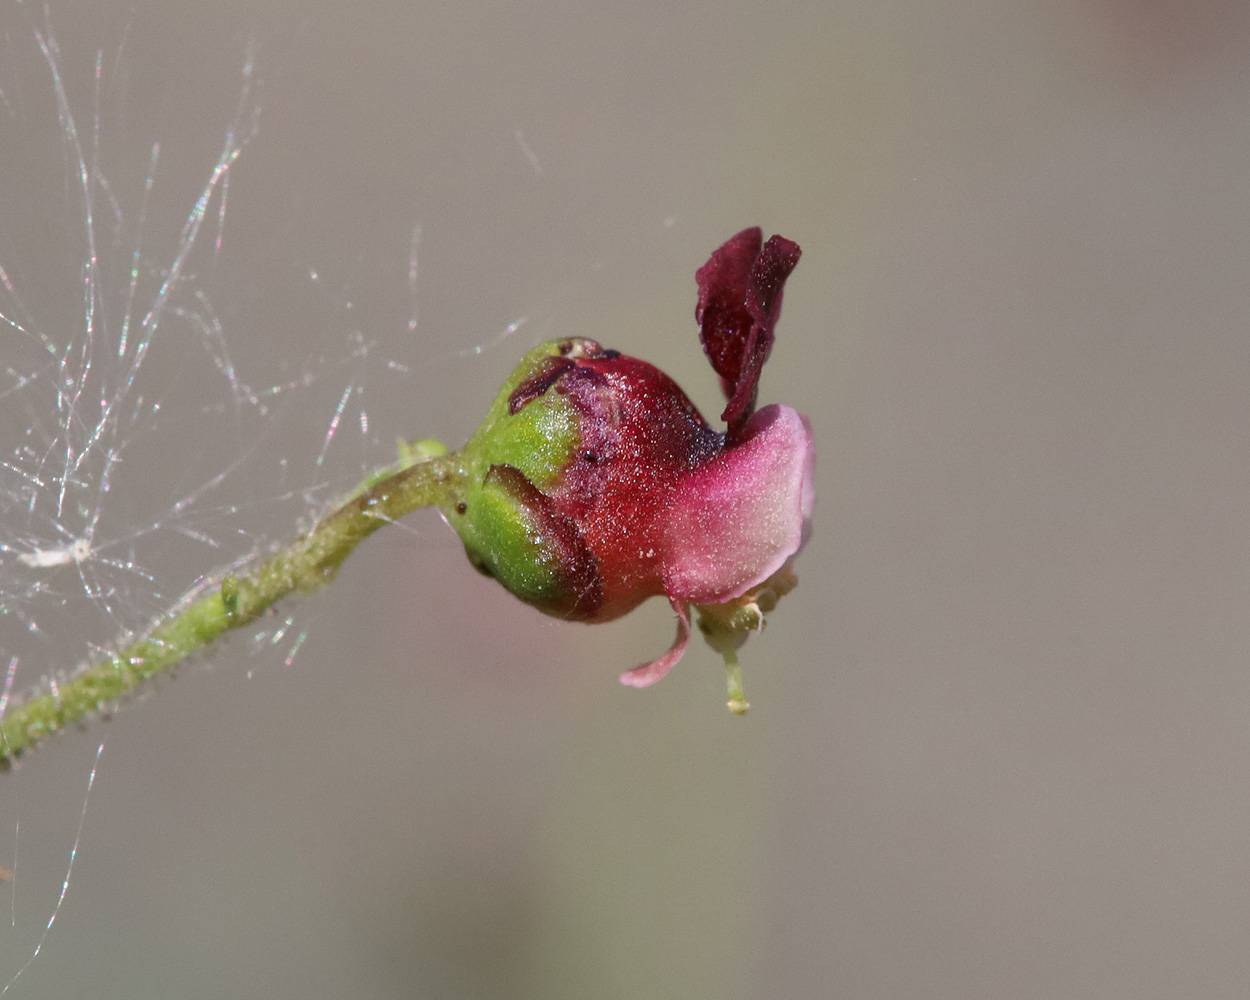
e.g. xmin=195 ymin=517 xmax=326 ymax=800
xmin=439 ymin=229 xmax=813 ymax=708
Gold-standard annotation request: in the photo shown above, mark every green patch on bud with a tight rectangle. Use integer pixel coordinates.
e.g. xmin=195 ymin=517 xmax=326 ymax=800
xmin=460 ymin=340 xmax=592 ymax=490
xmin=451 ymin=468 xmax=574 ymax=608
xmin=441 ymin=339 xmax=603 ymax=619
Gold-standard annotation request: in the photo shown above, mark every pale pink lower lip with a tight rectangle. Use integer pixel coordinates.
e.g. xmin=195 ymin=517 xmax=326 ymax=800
xmin=661 ymin=403 xmax=816 ymax=605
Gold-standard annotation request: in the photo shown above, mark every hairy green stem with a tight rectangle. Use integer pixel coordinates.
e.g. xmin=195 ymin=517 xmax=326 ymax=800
xmin=1 ymin=450 xmax=461 ymax=766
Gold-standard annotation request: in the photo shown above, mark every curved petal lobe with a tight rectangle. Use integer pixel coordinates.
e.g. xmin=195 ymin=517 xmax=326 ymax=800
xmin=618 ymin=596 xmax=691 ymax=687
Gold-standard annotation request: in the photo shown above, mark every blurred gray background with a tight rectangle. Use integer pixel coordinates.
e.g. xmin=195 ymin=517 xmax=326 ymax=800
xmin=3 ymin=0 xmax=1250 ymax=997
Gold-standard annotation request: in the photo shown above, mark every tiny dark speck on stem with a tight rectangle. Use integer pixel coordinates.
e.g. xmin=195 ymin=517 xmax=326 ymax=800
xmin=455 ymin=502 xmax=468 ymax=514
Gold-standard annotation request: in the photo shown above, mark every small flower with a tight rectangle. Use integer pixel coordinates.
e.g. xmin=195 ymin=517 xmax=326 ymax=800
xmin=442 ymin=228 xmax=813 ymax=711
xmin=0 ymin=229 xmax=813 ymax=761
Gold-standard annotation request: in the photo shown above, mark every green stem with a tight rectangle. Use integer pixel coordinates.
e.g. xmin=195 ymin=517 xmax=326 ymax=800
xmin=1 ymin=450 xmax=461 ymax=766
xmin=724 ymin=650 xmax=749 ymax=715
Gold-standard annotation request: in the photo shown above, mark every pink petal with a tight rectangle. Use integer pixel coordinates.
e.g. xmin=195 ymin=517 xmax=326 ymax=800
xmin=618 ymin=596 xmax=691 ymax=688
xmin=662 ymin=404 xmax=815 ymax=605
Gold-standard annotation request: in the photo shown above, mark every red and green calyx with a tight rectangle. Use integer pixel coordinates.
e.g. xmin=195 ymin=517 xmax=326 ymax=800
xmin=439 ymin=228 xmax=813 ymax=712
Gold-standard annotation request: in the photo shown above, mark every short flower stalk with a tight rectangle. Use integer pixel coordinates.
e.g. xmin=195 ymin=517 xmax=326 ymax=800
xmin=1 ymin=227 xmax=813 ymax=765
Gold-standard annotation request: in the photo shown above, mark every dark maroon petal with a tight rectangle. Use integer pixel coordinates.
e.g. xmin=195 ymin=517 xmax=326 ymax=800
xmin=695 ymin=229 xmax=801 ymax=438
xmin=696 ymin=227 xmax=762 ymax=400
xmin=723 ymin=235 xmax=802 ymax=436
xmin=484 ymin=464 xmax=604 ymax=619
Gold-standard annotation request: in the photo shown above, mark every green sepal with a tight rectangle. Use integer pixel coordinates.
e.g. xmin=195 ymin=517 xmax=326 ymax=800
xmin=459 ymin=340 xmax=592 ymax=488
xmin=450 ymin=467 xmax=577 ymax=610
xmin=440 ymin=339 xmax=602 ymax=618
